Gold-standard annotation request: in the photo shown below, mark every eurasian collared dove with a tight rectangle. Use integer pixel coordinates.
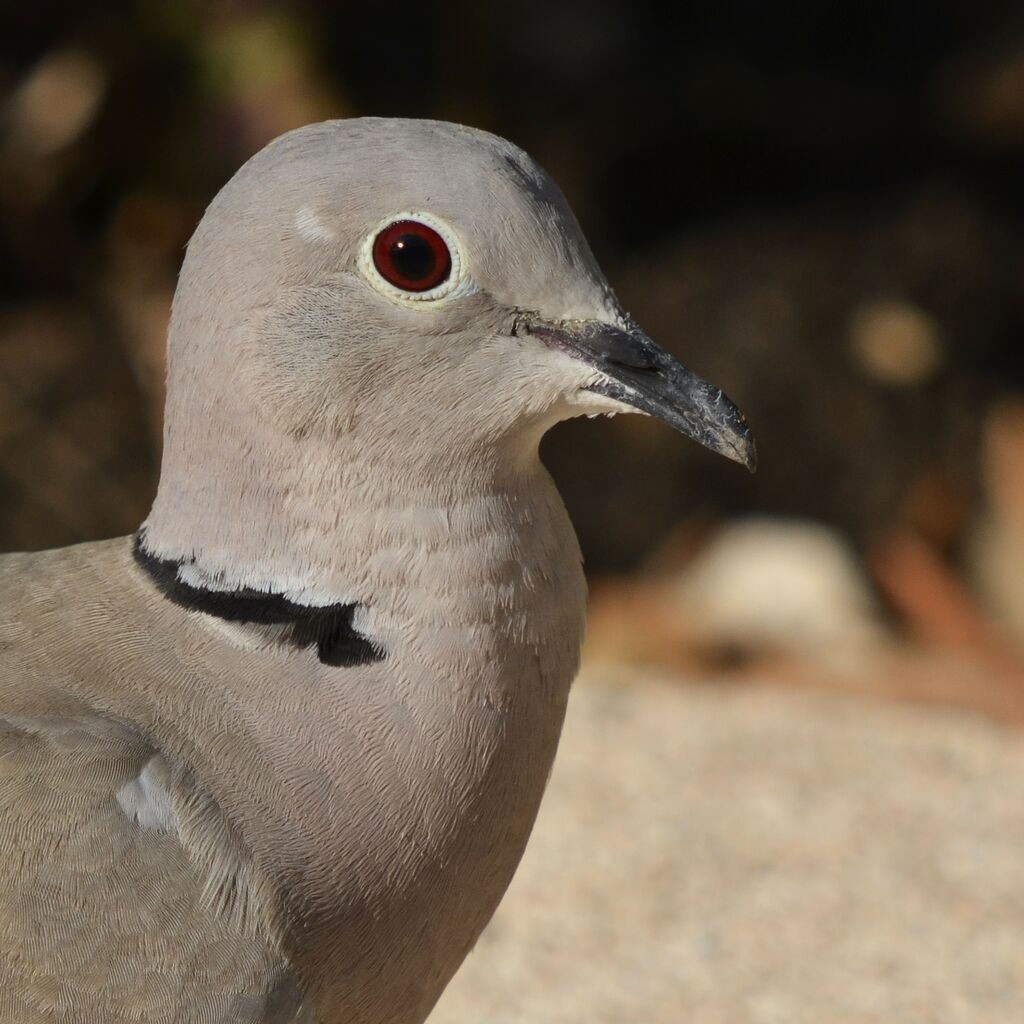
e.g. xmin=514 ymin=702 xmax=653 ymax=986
xmin=0 ymin=118 xmax=754 ymax=1023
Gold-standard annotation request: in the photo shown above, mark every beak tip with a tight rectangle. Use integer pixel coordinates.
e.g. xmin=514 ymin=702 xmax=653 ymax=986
xmin=739 ymin=434 xmax=758 ymax=474
xmin=708 ymin=407 xmax=756 ymax=473
xmin=723 ymin=432 xmax=757 ymax=473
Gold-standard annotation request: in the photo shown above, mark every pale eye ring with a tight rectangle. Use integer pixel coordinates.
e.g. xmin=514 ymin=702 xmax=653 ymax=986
xmin=358 ymin=212 xmax=466 ymax=304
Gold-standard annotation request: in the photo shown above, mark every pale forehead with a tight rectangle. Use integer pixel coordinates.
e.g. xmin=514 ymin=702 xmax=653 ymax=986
xmin=249 ymin=118 xmax=562 ymax=219
xmin=224 ymin=118 xmax=611 ymax=317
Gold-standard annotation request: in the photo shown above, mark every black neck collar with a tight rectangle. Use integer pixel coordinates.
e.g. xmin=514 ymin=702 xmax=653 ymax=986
xmin=132 ymin=532 xmax=383 ymax=668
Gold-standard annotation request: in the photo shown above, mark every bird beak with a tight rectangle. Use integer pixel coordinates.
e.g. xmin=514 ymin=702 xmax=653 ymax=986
xmin=521 ymin=318 xmax=757 ymax=471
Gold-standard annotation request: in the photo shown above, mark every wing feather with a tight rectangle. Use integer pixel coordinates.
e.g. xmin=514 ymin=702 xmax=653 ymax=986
xmin=0 ymin=546 xmax=309 ymax=1024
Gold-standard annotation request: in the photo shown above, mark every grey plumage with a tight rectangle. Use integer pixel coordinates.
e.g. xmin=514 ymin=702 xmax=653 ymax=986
xmin=0 ymin=118 xmax=751 ymax=1022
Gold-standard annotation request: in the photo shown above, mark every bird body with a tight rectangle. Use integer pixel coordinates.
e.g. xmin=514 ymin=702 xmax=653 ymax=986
xmin=0 ymin=491 xmax=579 ymax=1022
xmin=0 ymin=118 xmax=752 ymax=1021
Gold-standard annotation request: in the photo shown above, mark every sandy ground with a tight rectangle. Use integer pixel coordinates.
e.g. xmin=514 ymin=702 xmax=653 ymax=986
xmin=431 ymin=669 xmax=1024 ymax=1024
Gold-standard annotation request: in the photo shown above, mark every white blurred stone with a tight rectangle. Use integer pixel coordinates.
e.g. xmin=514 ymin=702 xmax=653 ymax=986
xmin=673 ymin=517 xmax=888 ymax=668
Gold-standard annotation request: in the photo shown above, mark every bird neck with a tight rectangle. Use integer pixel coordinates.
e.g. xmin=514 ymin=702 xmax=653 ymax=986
xmin=140 ymin=418 xmax=579 ymax=614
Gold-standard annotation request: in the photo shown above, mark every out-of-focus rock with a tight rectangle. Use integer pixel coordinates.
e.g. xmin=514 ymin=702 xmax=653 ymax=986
xmin=672 ymin=517 xmax=888 ymax=670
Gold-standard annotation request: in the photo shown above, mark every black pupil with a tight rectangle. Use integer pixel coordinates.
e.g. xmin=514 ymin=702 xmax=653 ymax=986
xmin=390 ymin=233 xmax=436 ymax=281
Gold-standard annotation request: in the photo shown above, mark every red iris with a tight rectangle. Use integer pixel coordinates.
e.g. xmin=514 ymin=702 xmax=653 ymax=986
xmin=371 ymin=219 xmax=452 ymax=293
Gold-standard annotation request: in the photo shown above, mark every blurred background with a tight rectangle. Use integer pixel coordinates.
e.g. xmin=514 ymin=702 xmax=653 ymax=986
xmin=4 ymin=2 xmax=1024 ymax=1020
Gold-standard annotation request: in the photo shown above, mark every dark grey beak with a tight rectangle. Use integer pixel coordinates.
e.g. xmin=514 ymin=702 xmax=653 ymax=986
xmin=521 ymin=318 xmax=757 ymax=471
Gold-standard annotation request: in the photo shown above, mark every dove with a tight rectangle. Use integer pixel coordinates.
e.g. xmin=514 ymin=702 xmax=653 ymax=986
xmin=0 ymin=117 xmax=754 ymax=1023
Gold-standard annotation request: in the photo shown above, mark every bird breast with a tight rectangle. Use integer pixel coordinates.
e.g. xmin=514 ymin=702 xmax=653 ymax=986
xmin=184 ymin=481 xmax=587 ymax=1021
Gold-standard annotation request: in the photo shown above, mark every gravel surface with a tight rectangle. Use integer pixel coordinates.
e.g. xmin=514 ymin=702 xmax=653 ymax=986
xmin=431 ymin=670 xmax=1024 ymax=1024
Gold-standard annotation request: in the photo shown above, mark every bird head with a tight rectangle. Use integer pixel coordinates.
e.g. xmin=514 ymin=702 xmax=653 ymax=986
xmin=161 ymin=119 xmax=753 ymax=473
xmin=145 ymin=119 xmax=753 ymax=590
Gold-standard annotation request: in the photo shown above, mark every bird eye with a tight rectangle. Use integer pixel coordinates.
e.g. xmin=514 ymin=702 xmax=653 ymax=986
xmin=372 ymin=219 xmax=452 ymax=293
